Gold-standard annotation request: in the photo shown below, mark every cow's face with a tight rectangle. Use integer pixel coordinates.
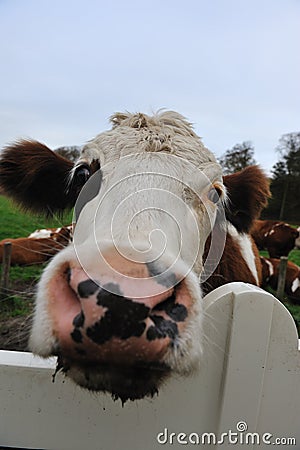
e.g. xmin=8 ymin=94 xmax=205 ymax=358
xmin=1 ymin=112 xmax=227 ymax=401
xmin=266 ymin=224 xmax=299 ymax=258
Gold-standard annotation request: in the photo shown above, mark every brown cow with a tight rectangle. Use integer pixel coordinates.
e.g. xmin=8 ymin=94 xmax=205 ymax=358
xmin=0 ymin=226 xmax=72 ymax=265
xmin=251 ymin=219 xmax=299 ymax=258
xmin=260 ymin=256 xmax=300 ymax=303
xmin=0 ymin=111 xmax=270 ymax=401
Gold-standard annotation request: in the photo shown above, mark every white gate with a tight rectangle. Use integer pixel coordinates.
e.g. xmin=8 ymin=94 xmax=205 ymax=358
xmin=0 ymin=282 xmax=299 ymax=449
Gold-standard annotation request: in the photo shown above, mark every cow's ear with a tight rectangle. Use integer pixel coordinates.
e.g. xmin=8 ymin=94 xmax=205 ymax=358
xmin=0 ymin=140 xmax=83 ymax=216
xmin=223 ymin=166 xmax=271 ymax=232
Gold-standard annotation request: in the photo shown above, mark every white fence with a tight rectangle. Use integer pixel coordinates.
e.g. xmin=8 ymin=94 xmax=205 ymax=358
xmin=0 ymin=282 xmax=300 ymax=450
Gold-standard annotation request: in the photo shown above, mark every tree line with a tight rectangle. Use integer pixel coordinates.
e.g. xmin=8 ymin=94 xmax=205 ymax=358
xmin=218 ymin=133 xmax=300 ymax=223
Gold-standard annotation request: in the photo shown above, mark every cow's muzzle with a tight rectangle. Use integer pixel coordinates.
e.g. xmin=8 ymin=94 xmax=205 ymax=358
xmin=44 ymin=248 xmax=195 ymax=400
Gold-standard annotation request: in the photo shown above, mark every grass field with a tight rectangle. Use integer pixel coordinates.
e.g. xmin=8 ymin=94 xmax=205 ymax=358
xmin=0 ymin=194 xmax=300 ymax=331
xmin=0 ymin=195 xmax=72 ymax=318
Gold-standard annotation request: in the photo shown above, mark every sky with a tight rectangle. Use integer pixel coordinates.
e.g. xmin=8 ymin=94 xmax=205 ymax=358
xmin=0 ymin=0 xmax=299 ymax=174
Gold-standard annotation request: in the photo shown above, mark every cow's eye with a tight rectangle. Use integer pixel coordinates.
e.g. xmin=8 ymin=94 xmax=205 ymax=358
xmin=74 ymin=168 xmax=103 ymax=222
xmin=74 ymin=165 xmax=90 ymax=185
xmin=207 ymin=185 xmax=223 ymax=204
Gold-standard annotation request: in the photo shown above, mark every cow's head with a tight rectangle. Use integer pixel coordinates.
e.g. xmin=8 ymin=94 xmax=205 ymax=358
xmin=266 ymin=224 xmax=299 ymax=259
xmin=0 ymin=111 xmax=268 ymax=401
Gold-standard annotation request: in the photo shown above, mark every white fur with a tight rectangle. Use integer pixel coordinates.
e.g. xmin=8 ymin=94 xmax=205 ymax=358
xmin=291 ymin=277 xmax=300 ymax=293
xmin=265 ymin=223 xmax=282 ymax=238
xmin=227 ymin=222 xmax=259 ymax=284
xmin=265 ymin=258 xmax=274 ymax=277
xmin=28 ymin=229 xmax=52 ymax=239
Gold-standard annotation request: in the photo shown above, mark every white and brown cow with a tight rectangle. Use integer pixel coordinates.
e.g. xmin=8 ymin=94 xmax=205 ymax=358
xmin=0 ymin=111 xmax=270 ymax=401
xmin=0 ymin=226 xmax=72 ymax=266
xmin=251 ymin=219 xmax=299 ymax=258
xmin=28 ymin=225 xmax=72 ymax=240
xmin=260 ymin=256 xmax=300 ymax=303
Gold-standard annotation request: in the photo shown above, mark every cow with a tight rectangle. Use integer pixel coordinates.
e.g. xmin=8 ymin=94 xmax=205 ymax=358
xmin=260 ymin=256 xmax=300 ymax=304
xmin=0 ymin=111 xmax=270 ymax=402
xmin=251 ymin=219 xmax=299 ymax=258
xmin=28 ymin=225 xmax=72 ymax=239
xmin=0 ymin=226 xmax=72 ymax=265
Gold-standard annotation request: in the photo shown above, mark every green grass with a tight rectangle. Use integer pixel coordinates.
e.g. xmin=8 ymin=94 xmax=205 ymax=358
xmin=286 ymin=304 xmax=300 ymax=330
xmin=0 ymin=264 xmax=45 ymax=316
xmin=8 ymin=264 xmax=45 ymax=282
xmin=289 ymin=249 xmax=300 ymax=266
xmin=1 ymin=294 xmax=34 ymax=318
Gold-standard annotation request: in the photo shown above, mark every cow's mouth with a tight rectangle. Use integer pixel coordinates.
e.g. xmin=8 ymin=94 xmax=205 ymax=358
xmin=54 ymin=354 xmax=170 ymax=402
xmin=30 ymin=254 xmax=202 ymax=402
xmin=48 ymin=272 xmax=191 ymax=402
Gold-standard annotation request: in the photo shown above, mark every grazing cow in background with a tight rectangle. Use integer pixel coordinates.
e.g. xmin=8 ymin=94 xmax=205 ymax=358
xmin=28 ymin=225 xmax=73 ymax=239
xmin=0 ymin=226 xmax=72 ymax=265
xmin=0 ymin=111 xmax=270 ymax=401
xmin=260 ymin=256 xmax=300 ymax=304
xmin=251 ymin=219 xmax=299 ymax=258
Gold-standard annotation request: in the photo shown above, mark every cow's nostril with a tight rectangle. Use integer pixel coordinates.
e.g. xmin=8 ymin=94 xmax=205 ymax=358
xmin=72 ymin=311 xmax=85 ymax=328
xmin=64 ymin=266 xmax=71 ymax=284
xmin=146 ymin=315 xmax=178 ymax=341
xmin=151 ymin=286 xmax=188 ymax=323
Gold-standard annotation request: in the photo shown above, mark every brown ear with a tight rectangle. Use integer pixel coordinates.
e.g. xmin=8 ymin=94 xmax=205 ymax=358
xmin=0 ymin=140 xmax=80 ymax=215
xmin=223 ymin=166 xmax=271 ymax=232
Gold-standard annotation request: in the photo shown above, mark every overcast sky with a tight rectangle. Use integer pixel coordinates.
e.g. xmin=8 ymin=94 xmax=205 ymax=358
xmin=0 ymin=0 xmax=299 ymax=173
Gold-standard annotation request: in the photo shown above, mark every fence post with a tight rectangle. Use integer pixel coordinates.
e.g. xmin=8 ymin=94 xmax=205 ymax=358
xmin=276 ymin=256 xmax=288 ymax=301
xmin=0 ymin=242 xmax=12 ymax=299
